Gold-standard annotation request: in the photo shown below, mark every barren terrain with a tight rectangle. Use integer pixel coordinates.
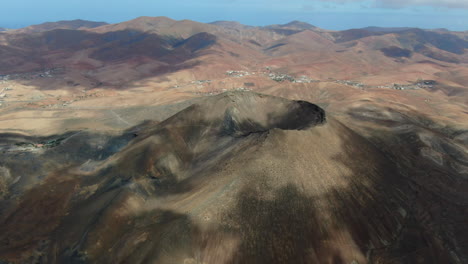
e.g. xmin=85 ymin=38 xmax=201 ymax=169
xmin=0 ymin=17 xmax=467 ymax=263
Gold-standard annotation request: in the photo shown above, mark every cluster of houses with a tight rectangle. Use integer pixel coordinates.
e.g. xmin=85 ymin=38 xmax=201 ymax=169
xmin=0 ymin=87 xmax=12 ymax=106
xmin=268 ymin=73 xmax=296 ymax=82
xmin=0 ymin=68 xmax=63 ymax=81
xmin=192 ymin=86 xmax=252 ymax=96
xmin=191 ymin=80 xmax=212 ymax=85
xmin=226 ymin=70 xmax=251 ymax=77
xmin=377 ymin=80 xmax=436 ymax=91
xmin=415 ymin=80 xmax=436 ymax=88
xmin=268 ymin=73 xmax=317 ymax=83
xmin=335 ymin=80 xmax=365 ymax=88
xmin=392 ymin=83 xmax=422 ymax=90
xmin=291 ymin=75 xmax=317 ymax=83
xmin=226 ymin=68 xmax=317 ymax=84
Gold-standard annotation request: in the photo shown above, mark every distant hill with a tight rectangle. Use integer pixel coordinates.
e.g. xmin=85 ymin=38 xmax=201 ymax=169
xmin=90 ymin=16 xmax=210 ymax=38
xmin=209 ymin=21 xmax=253 ymax=30
xmin=329 ymin=27 xmax=468 ymax=63
xmin=266 ymin=20 xmax=317 ymax=31
xmin=279 ymin=20 xmax=318 ymax=30
xmin=0 ymin=27 xmax=226 ymax=77
xmin=332 ymin=28 xmax=384 ymax=43
xmin=262 ymin=20 xmax=319 ymax=36
xmin=10 ymin=19 xmax=108 ymax=34
xmin=362 ymin=26 xmax=415 ymax=32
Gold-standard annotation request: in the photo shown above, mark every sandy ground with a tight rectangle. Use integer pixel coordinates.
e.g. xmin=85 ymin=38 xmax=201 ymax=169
xmin=1 ymin=67 xmax=466 ymax=137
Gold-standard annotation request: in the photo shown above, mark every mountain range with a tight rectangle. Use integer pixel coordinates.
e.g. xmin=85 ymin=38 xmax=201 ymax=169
xmin=0 ymin=17 xmax=467 ymax=87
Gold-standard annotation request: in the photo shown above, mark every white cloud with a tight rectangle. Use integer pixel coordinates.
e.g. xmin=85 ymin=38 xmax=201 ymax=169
xmin=317 ymin=0 xmax=468 ymax=9
xmin=377 ymin=0 xmax=468 ymax=9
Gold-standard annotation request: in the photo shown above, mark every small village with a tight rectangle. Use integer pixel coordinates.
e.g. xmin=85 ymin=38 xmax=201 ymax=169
xmin=0 ymin=65 xmax=440 ymax=110
xmin=0 ymin=86 xmax=13 ymax=107
xmin=389 ymin=80 xmax=437 ymax=90
xmin=0 ymin=68 xmax=64 ymax=81
xmin=334 ymin=80 xmax=365 ymax=88
xmin=225 ymin=70 xmax=251 ymax=77
xmin=180 ymin=69 xmax=439 ymax=98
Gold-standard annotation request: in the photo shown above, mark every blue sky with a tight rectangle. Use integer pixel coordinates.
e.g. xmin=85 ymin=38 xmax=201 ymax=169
xmin=2 ymin=0 xmax=468 ymax=31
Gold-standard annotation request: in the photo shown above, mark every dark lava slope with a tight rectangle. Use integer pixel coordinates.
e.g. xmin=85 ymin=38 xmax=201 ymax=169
xmin=0 ymin=91 xmax=466 ymax=264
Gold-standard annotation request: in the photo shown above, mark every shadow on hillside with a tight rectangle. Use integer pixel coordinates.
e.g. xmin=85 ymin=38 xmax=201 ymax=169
xmin=0 ymin=126 xmax=140 ymax=200
xmin=344 ymin=106 xmax=468 ymax=263
xmin=1 ymin=28 xmax=217 ymax=89
xmin=221 ymin=119 xmax=457 ymax=264
xmin=223 ymin=181 xmax=335 ymax=264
